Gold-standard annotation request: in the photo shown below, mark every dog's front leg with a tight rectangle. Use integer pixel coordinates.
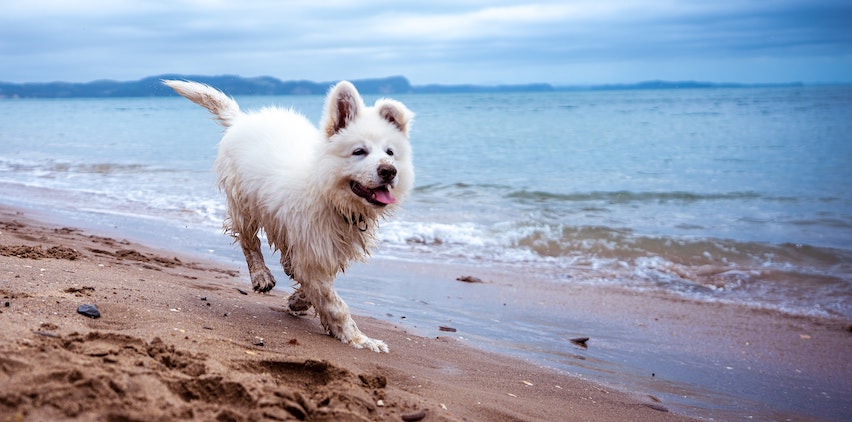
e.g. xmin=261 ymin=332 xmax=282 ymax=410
xmin=302 ymin=278 xmax=388 ymax=353
xmin=239 ymin=232 xmax=276 ymax=293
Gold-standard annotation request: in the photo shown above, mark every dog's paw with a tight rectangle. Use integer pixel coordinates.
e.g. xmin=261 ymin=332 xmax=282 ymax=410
xmin=346 ymin=334 xmax=389 ymax=353
xmin=287 ymin=290 xmax=312 ymax=316
xmin=363 ymin=337 xmax=390 ymax=353
xmin=328 ymin=318 xmax=389 ymax=352
xmin=251 ymin=271 xmax=276 ymax=293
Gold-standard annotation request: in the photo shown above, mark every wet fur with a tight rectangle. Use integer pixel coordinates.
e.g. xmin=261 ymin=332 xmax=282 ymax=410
xmin=163 ymin=79 xmax=414 ymax=352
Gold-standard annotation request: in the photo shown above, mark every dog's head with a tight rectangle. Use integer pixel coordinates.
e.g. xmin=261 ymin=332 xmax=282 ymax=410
xmin=318 ymin=81 xmax=414 ymax=220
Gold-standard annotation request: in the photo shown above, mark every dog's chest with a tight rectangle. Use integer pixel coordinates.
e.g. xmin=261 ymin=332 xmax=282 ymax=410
xmin=278 ymin=218 xmax=376 ymax=278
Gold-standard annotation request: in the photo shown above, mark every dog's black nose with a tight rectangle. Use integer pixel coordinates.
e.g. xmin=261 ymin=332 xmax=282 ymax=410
xmin=377 ymin=164 xmax=397 ymax=182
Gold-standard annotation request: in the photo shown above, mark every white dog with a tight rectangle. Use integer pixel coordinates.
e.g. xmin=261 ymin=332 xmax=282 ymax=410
xmin=163 ymin=79 xmax=414 ymax=352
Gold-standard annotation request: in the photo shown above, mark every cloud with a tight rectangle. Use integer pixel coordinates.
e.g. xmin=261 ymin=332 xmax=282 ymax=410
xmin=0 ymin=0 xmax=850 ymax=84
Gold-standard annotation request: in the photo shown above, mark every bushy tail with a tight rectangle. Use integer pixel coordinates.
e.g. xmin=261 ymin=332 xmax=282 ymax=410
xmin=162 ymin=80 xmax=241 ymax=127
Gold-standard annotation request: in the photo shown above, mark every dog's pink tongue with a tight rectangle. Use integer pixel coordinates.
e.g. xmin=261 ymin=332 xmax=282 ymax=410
xmin=372 ymin=188 xmax=396 ymax=205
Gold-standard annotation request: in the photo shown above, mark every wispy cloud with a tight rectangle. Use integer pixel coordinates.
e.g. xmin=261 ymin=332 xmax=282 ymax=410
xmin=1 ymin=0 xmax=849 ymax=84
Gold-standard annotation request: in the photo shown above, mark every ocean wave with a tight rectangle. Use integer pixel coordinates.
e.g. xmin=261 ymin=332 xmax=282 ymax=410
xmin=414 ymin=183 xmax=801 ymax=205
xmin=0 ymin=157 xmax=173 ymax=176
xmin=379 ymin=220 xmax=852 ymax=270
xmin=0 ymin=178 xmax=226 ymax=230
xmin=506 ymin=189 xmax=772 ymax=203
xmin=2 ymin=156 xmax=849 ymax=319
xmin=377 ymin=219 xmax=852 ymax=318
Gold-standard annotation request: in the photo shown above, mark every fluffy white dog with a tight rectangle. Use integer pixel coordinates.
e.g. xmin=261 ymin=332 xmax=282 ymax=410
xmin=163 ymin=79 xmax=414 ymax=352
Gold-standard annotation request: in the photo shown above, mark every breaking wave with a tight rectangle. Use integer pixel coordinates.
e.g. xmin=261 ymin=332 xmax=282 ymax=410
xmin=377 ymin=219 xmax=852 ymax=319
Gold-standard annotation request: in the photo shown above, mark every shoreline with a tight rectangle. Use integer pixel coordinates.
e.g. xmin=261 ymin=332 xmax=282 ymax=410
xmin=2 ymin=204 xmax=850 ymax=420
xmin=336 ymin=258 xmax=852 ymax=420
xmin=0 ymin=205 xmax=690 ymax=421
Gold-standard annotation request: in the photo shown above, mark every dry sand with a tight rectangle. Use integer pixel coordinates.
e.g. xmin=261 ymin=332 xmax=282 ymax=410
xmin=0 ymin=207 xmax=691 ymax=421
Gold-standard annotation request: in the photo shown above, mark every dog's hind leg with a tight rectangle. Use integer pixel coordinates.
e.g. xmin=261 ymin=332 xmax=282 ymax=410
xmin=287 ymin=287 xmax=312 ymax=316
xmin=236 ymin=225 xmax=276 ymax=293
xmin=285 ymin=256 xmax=313 ymax=315
xmin=301 ymin=278 xmax=388 ymax=353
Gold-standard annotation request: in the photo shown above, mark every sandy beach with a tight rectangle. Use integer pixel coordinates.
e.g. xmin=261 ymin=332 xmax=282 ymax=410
xmin=0 ymin=206 xmax=694 ymax=421
xmin=1 ymin=205 xmax=850 ymax=421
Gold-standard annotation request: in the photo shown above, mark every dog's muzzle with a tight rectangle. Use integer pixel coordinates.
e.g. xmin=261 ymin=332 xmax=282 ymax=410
xmin=349 ymin=164 xmax=398 ymax=206
xmin=350 ymin=181 xmax=396 ymax=206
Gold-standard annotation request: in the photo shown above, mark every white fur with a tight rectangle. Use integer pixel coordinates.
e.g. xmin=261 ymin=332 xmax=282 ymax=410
xmin=163 ymin=79 xmax=414 ymax=352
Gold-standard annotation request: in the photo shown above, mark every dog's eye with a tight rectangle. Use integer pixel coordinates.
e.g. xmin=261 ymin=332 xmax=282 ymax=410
xmin=352 ymin=148 xmax=367 ymax=156
xmin=385 ymin=148 xmax=394 ymax=156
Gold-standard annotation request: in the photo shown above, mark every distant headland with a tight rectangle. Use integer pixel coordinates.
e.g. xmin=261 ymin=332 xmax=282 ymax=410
xmin=0 ymin=74 xmax=806 ymax=98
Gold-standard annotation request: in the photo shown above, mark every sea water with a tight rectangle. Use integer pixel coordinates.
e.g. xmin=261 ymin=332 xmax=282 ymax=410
xmin=2 ymin=86 xmax=850 ymax=318
xmin=2 ymin=86 xmax=851 ymax=419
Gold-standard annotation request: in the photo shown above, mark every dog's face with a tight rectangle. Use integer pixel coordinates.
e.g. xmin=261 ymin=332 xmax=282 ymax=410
xmin=319 ymin=81 xmax=414 ymax=218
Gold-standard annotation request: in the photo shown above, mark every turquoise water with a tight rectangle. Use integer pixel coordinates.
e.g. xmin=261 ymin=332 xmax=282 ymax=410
xmin=2 ymin=86 xmax=850 ymax=318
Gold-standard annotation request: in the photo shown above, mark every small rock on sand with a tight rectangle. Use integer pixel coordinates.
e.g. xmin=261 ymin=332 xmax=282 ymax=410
xmin=569 ymin=337 xmax=589 ymax=347
xmin=456 ymin=275 xmax=484 ymax=283
xmin=77 ymin=304 xmax=101 ymax=319
xmin=401 ymin=409 xmax=427 ymax=421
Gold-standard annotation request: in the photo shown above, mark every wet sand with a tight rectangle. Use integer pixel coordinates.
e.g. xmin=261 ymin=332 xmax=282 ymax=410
xmin=0 ymin=206 xmax=690 ymax=421
xmin=336 ymin=258 xmax=852 ymax=421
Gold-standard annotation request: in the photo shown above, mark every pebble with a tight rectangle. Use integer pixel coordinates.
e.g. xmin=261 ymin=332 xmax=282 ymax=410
xmin=456 ymin=275 xmax=484 ymax=283
xmin=570 ymin=337 xmax=589 ymax=347
xmin=401 ymin=409 xmax=427 ymax=421
xmin=77 ymin=303 xmax=101 ymax=319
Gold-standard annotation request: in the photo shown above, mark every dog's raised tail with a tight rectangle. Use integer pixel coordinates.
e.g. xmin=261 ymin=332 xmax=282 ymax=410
xmin=162 ymin=80 xmax=241 ymax=127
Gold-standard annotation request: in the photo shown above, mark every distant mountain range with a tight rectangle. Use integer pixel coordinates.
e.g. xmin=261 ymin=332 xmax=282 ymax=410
xmin=0 ymin=74 xmax=805 ymax=98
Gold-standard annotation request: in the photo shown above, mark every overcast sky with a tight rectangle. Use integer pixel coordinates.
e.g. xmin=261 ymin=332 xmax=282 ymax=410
xmin=2 ymin=0 xmax=850 ymax=85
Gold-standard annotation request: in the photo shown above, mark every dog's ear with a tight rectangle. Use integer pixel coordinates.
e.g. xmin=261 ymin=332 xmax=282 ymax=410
xmin=375 ymin=99 xmax=414 ymax=136
xmin=322 ymin=81 xmax=364 ymax=138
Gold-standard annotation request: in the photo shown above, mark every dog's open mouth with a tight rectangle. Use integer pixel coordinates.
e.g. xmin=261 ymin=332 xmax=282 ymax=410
xmin=350 ymin=181 xmax=396 ymax=206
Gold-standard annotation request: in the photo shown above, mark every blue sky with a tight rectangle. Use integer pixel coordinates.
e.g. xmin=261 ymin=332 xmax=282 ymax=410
xmin=2 ymin=0 xmax=850 ymax=85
